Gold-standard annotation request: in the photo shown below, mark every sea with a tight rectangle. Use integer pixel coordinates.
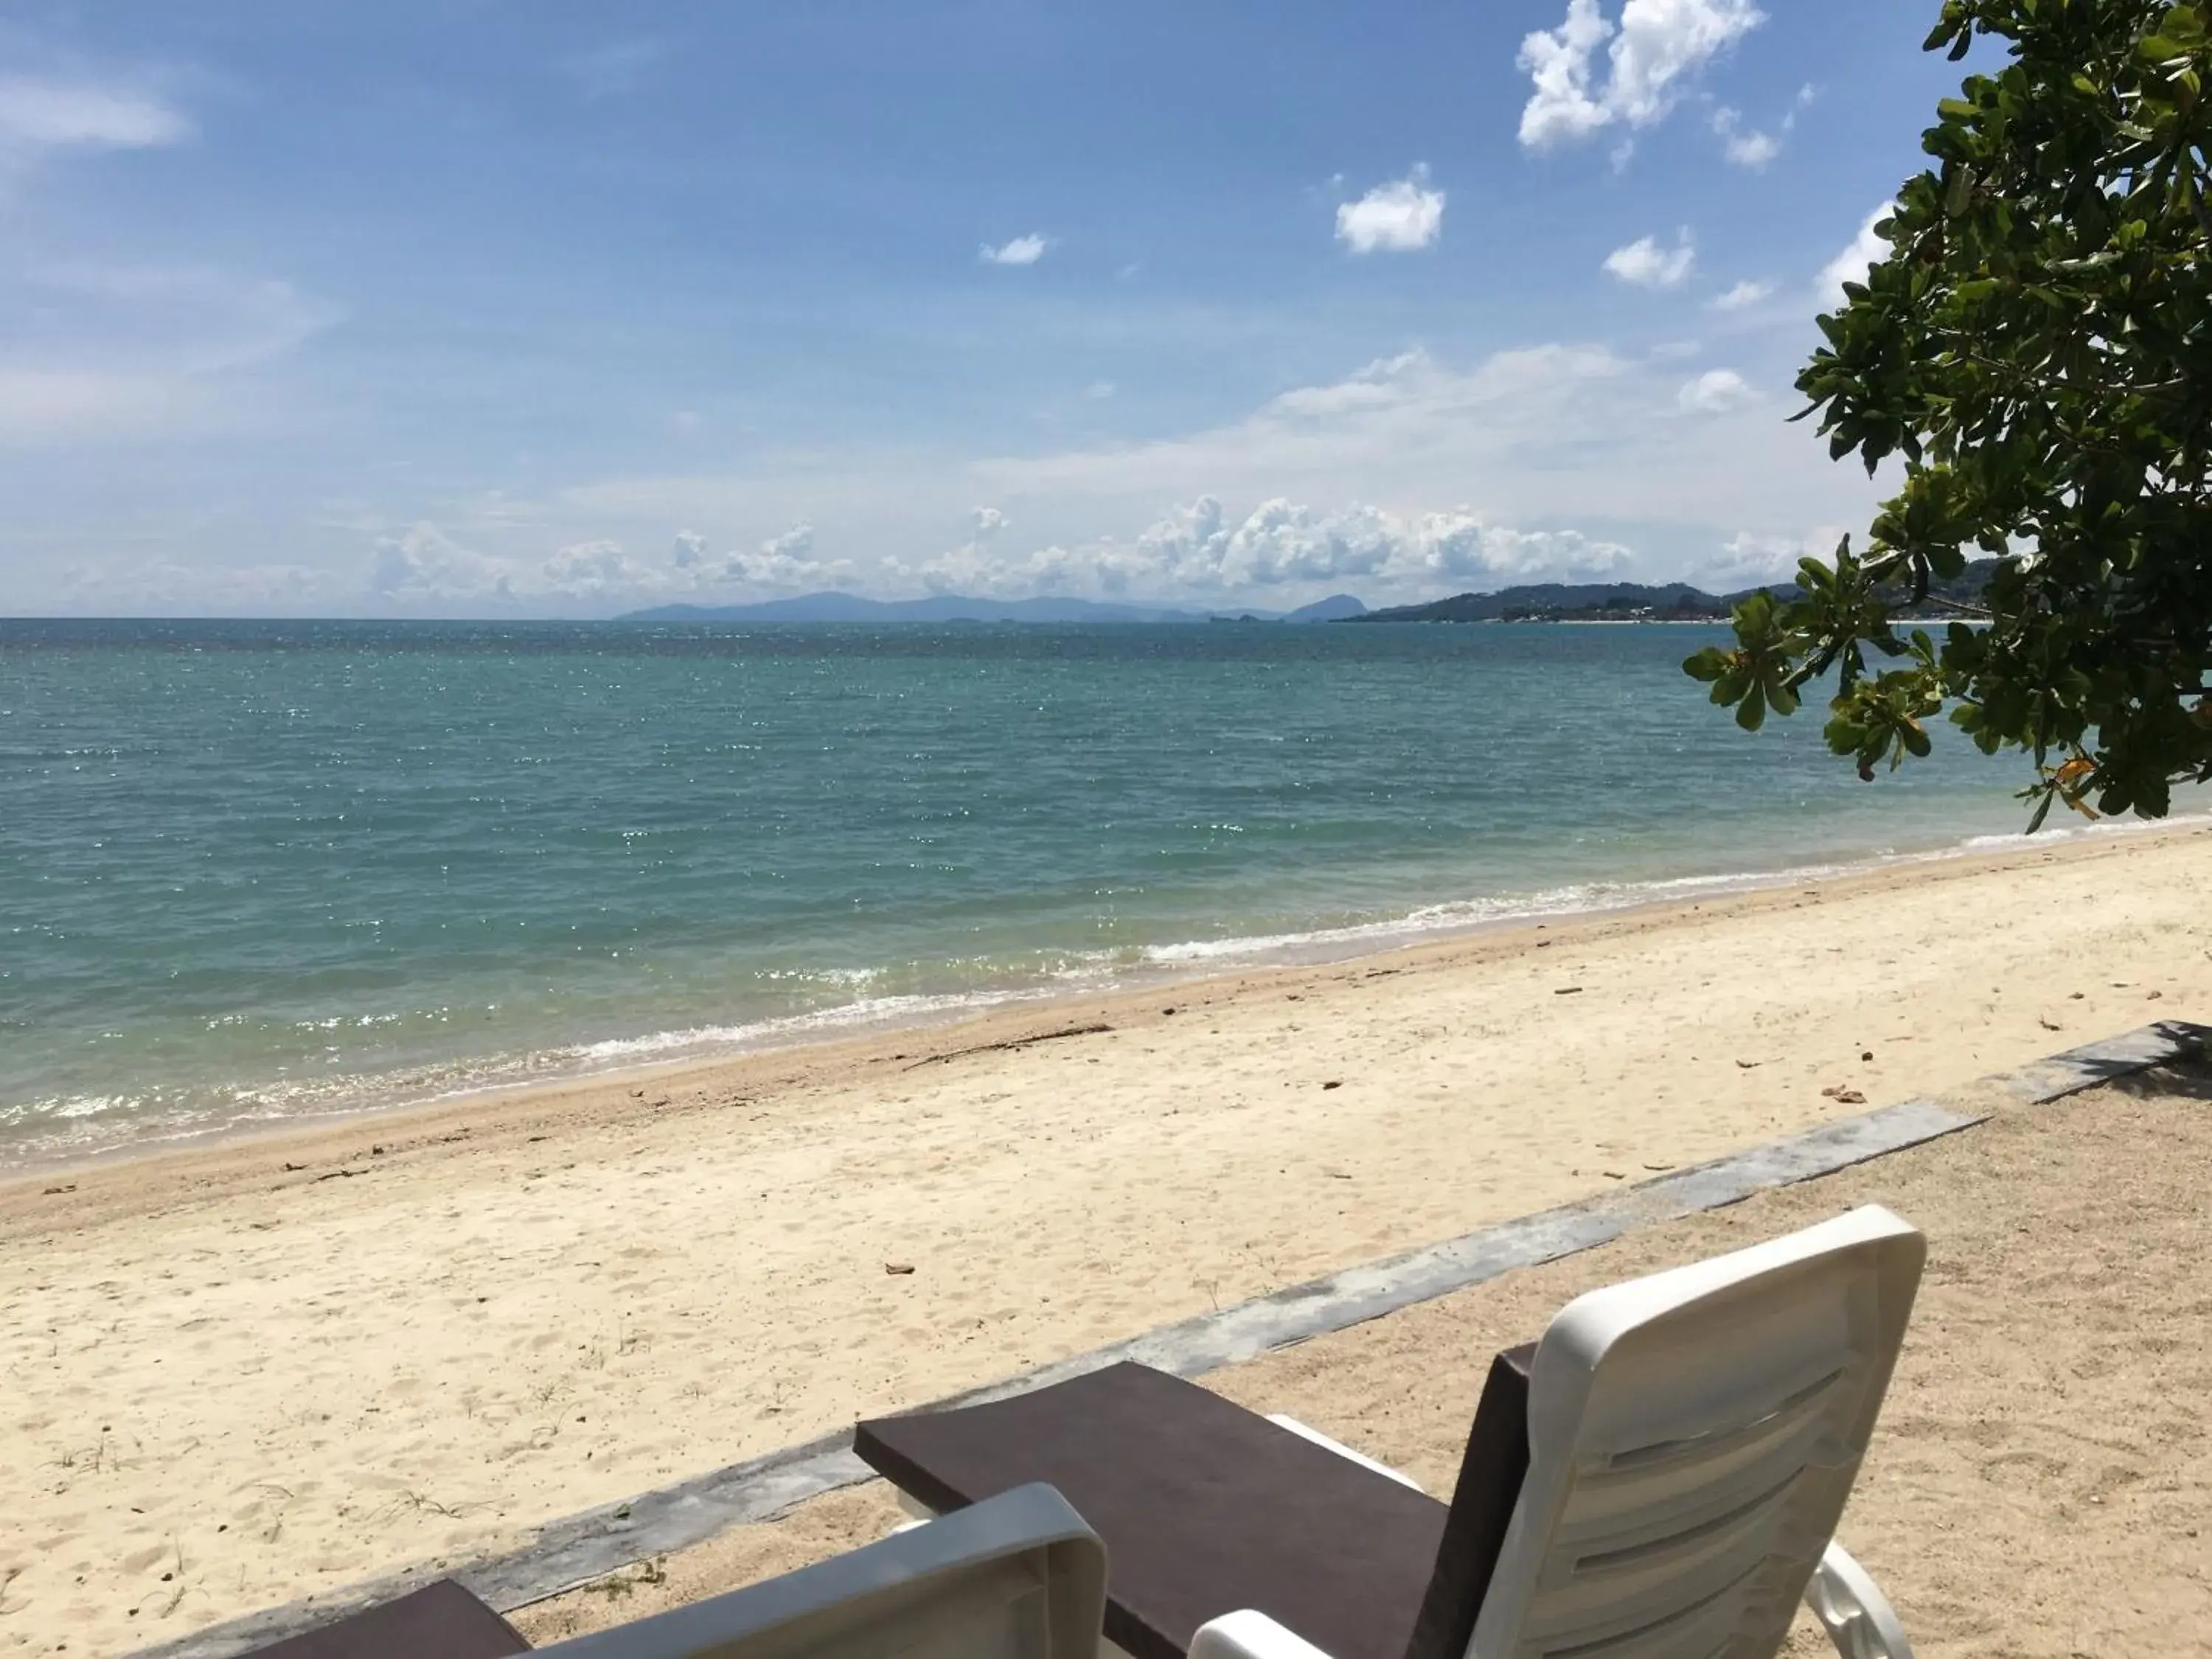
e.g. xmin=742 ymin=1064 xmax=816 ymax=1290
xmin=0 ymin=616 xmax=2079 ymax=1166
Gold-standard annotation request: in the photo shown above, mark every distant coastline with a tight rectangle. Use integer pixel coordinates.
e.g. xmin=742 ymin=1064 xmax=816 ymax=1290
xmin=616 ymin=562 xmax=2002 ymax=628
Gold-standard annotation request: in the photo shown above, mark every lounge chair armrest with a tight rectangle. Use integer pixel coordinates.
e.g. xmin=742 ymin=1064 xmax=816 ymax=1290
xmin=1190 ymin=1610 xmax=1336 ymax=1659
xmin=1262 ymin=1415 xmax=1424 ymax=1492
xmin=1802 ymin=1540 xmax=1914 ymax=1659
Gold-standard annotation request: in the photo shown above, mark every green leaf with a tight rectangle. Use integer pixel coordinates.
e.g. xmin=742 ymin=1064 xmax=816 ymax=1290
xmin=1944 ymin=164 xmax=1975 ymax=216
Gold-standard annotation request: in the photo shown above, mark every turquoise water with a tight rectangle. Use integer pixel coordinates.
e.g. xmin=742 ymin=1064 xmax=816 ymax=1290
xmin=1 ymin=619 xmax=2037 ymax=1164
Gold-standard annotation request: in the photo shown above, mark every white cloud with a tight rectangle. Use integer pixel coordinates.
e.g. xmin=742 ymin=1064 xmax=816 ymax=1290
xmin=0 ymin=77 xmax=189 ymax=157
xmin=1818 ymin=204 xmax=1894 ymax=299
xmin=726 ymin=523 xmax=830 ymax=588
xmin=543 ymin=539 xmax=658 ymax=597
xmin=980 ymin=234 xmax=1049 ymax=267
xmin=1518 ymin=0 xmax=1765 ymax=151
xmin=370 ymin=523 xmax=519 ymax=602
xmin=1703 ymin=526 xmax=1840 ymax=588
xmin=1083 ymin=380 xmax=1116 ymax=401
xmin=1677 ymin=367 xmax=1755 ymax=412
xmin=671 ymin=529 xmax=708 ymax=568
xmin=891 ymin=495 xmax=1630 ymax=601
xmin=1604 ymin=230 xmax=1695 ymax=288
xmin=893 ymin=509 xmax=1015 ymax=594
xmin=1709 ymin=107 xmax=1778 ymax=168
xmin=1707 ymin=279 xmax=1772 ymax=311
xmin=1711 ymin=84 xmax=1811 ymax=169
xmin=1335 ymin=167 xmax=1445 ymax=254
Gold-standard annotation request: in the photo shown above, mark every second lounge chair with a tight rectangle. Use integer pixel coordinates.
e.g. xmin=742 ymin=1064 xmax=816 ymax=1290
xmin=855 ymin=1205 xmax=1925 ymax=1659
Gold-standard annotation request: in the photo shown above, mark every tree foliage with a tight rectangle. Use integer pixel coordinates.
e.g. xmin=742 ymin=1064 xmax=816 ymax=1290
xmin=1686 ymin=0 xmax=2212 ymax=827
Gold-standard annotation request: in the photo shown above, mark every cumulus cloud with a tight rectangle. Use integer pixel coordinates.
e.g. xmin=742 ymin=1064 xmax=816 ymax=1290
xmin=1710 ymin=83 xmax=1811 ymax=169
xmin=543 ymin=539 xmax=659 ymax=597
xmin=1707 ymin=279 xmax=1771 ymax=311
xmin=1518 ymin=0 xmax=1764 ymax=152
xmin=1335 ymin=167 xmax=1445 ymax=254
xmin=1818 ymin=204 xmax=1894 ymax=299
xmin=370 ymin=523 xmax=521 ymax=602
xmin=1604 ymin=230 xmax=1695 ymax=288
xmin=671 ymin=529 xmax=708 ymax=568
xmin=1677 ymin=368 xmax=1755 ymax=412
xmin=1703 ymin=526 xmax=1841 ymax=588
xmin=728 ymin=523 xmax=832 ymax=588
xmin=892 ymin=509 xmax=1016 ymax=594
xmin=980 ymin=234 xmax=1049 ymax=267
xmin=1709 ymin=108 xmax=1778 ymax=168
xmin=0 ymin=77 xmax=189 ymax=159
xmin=894 ymin=495 xmax=1630 ymax=600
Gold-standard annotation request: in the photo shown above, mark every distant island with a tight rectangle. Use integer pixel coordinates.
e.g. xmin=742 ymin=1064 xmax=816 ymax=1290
xmin=1341 ymin=562 xmax=2000 ymax=625
xmin=619 ymin=593 xmax=1369 ymax=625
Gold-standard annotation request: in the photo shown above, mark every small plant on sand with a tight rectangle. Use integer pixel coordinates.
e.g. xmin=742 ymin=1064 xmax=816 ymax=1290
xmin=1688 ymin=0 xmax=2212 ymax=826
xmin=593 ymin=1557 xmax=668 ymax=1600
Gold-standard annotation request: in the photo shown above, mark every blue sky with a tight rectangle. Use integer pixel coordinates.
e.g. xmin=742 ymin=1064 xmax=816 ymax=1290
xmin=1 ymin=1 xmax=1975 ymax=616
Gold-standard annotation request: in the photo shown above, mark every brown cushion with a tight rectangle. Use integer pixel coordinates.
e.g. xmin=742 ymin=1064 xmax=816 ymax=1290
xmin=243 ymin=1579 xmax=530 ymax=1659
xmin=855 ymin=1352 xmax=1531 ymax=1659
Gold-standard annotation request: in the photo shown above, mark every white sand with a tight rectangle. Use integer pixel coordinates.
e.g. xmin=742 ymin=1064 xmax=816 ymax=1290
xmin=2 ymin=824 xmax=2208 ymax=1656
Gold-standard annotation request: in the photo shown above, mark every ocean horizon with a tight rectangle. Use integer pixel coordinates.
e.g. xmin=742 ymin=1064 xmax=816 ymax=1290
xmin=1 ymin=616 xmax=2061 ymax=1166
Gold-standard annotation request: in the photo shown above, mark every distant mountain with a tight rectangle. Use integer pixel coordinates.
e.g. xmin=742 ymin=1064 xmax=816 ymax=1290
xmin=618 ymin=590 xmax=1367 ymax=625
xmin=1346 ymin=582 xmax=1730 ymax=624
xmin=1341 ymin=563 xmax=2001 ymax=625
xmin=1285 ymin=592 xmax=1367 ymax=622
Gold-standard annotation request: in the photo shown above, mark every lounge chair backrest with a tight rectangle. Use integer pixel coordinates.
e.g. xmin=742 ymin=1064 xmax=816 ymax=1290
xmin=533 ymin=1482 xmax=1107 ymax=1659
xmin=1467 ymin=1206 xmax=1924 ymax=1659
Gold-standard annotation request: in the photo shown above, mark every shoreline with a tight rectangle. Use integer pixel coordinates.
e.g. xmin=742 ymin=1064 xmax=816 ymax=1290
xmin=4 ymin=811 xmax=2202 ymax=1211
xmin=5 ymin=807 xmax=2200 ymax=1182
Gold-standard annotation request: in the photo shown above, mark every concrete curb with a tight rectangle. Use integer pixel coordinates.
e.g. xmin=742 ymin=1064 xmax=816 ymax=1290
xmin=132 ymin=1020 xmax=2208 ymax=1659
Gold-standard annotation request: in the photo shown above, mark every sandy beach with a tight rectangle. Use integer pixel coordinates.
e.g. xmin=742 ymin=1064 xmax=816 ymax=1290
xmin=4 ymin=822 xmax=2211 ymax=1656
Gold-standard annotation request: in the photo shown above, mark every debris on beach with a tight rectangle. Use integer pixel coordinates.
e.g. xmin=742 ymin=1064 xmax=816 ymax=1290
xmin=902 ymin=1022 xmax=1112 ymax=1070
xmin=884 ymin=1262 xmax=916 ymax=1276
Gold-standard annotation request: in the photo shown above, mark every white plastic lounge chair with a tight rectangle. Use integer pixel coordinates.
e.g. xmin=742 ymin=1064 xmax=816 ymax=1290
xmin=857 ymin=1205 xmax=1924 ymax=1659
